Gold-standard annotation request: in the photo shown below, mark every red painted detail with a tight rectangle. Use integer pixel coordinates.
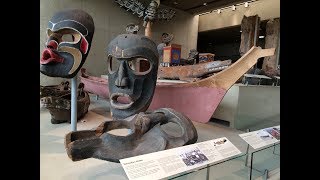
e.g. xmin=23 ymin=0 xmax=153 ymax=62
xmin=46 ymin=40 xmax=58 ymax=50
xmin=80 ymin=38 xmax=88 ymax=54
xmin=40 ymin=48 xmax=64 ymax=64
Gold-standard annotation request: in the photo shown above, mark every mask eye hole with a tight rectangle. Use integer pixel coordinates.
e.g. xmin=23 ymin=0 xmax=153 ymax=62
xmin=55 ymin=29 xmax=81 ymax=44
xmin=61 ymin=34 xmax=74 ymax=42
xmin=47 ymin=29 xmax=53 ymax=37
xmin=128 ymin=58 xmax=152 ymax=75
xmin=107 ymin=55 xmax=121 ymax=74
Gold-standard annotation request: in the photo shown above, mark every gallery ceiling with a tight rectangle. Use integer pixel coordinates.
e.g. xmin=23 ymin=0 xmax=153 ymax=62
xmin=160 ymin=0 xmax=250 ymax=14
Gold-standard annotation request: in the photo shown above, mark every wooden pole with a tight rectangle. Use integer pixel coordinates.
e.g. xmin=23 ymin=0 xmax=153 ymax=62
xmin=253 ymin=15 xmax=260 ymax=68
xmin=145 ymin=21 xmax=152 ymax=38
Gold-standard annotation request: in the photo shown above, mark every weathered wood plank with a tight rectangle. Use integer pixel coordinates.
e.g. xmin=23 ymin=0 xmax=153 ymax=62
xmin=239 ymin=15 xmax=260 ymax=56
xmin=262 ymin=18 xmax=280 ymax=76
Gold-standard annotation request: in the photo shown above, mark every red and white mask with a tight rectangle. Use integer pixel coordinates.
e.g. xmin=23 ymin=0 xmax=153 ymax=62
xmin=40 ymin=9 xmax=95 ymax=78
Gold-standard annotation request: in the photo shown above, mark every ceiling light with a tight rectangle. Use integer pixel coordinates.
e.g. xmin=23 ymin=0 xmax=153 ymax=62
xmin=203 ymin=2 xmax=207 ymax=6
xmin=244 ymin=2 xmax=249 ymax=8
xmin=240 ymin=30 xmax=242 ymax=32
xmin=173 ymin=2 xmax=178 ymax=5
xmin=259 ymin=35 xmax=265 ymax=39
xmin=217 ymin=9 xmax=221 ymax=14
xmin=198 ymin=11 xmax=211 ymax=16
xmin=232 ymin=5 xmax=236 ymax=11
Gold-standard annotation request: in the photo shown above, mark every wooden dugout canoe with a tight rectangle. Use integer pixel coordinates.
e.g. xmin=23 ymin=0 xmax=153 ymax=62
xmin=80 ymin=68 xmax=109 ymax=99
xmin=81 ymin=47 xmax=275 ymax=123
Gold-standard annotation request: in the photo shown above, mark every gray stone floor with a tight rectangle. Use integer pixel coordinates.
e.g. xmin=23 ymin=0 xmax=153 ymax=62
xmin=40 ymin=95 xmax=279 ymax=180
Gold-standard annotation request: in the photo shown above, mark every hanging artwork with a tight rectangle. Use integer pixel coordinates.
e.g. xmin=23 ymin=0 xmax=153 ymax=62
xmin=114 ymin=0 xmax=176 ymax=25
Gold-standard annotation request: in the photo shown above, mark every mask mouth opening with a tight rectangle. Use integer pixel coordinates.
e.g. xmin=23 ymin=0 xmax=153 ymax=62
xmin=110 ymin=93 xmax=134 ymax=109
xmin=40 ymin=48 xmax=64 ymax=64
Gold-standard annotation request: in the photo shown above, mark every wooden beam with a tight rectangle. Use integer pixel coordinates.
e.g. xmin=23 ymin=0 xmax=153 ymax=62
xmin=144 ymin=21 xmax=152 ymax=38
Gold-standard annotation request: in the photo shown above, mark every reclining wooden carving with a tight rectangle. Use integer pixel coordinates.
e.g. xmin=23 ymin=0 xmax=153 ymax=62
xmin=65 ymin=108 xmax=197 ymax=162
xmin=158 ymin=60 xmax=232 ymax=82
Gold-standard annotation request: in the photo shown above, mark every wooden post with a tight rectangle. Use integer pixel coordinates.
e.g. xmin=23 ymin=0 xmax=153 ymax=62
xmin=239 ymin=15 xmax=260 ymax=56
xmin=238 ymin=15 xmax=260 ymax=80
xmin=145 ymin=21 xmax=152 ymax=38
xmin=262 ymin=18 xmax=280 ymax=76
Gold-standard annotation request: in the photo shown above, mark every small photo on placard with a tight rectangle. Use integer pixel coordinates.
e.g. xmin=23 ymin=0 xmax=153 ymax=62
xmin=265 ymin=127 xmax=280 ymax=140
xmin=213 ymin=138 xmax=228 ymax=146
xmin=273 ymin=127 xmax=280 ymax=134
xmin=257 ymin=129 xmax=274 ymax=141
xmin=179 ymin=147 xmax=209 ymax=167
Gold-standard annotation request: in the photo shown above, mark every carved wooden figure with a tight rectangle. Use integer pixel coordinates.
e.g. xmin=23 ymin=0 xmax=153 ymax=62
xmin=39 ymin=9 xmax=94 ymax=124
xmin=40 ymin=9 xmax=95 ymax=78
xmin=65 ymin=33 xmax=198 ymax=162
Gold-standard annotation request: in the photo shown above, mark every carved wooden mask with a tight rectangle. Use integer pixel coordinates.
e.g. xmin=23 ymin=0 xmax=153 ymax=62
xmin=40 ymin=9 xmax=95 ymax=78
xmin=106 ymin=33 xmax=159 ymax=119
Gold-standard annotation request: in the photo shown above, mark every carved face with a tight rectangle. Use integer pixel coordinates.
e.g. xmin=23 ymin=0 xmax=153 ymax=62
xmin=40 ymin=9 xmax=95 ymax=78
xmin=161 ymin=33 xmax=173 ymax=44
xmin=106 ymin=34 xmax=159 ymax=119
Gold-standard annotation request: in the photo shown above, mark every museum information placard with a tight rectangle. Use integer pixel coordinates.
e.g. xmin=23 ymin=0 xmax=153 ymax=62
xmin=239 ymin=125 xmax=280 ymax=149
xmin=120 ymin=137 xmax=242 ymax=180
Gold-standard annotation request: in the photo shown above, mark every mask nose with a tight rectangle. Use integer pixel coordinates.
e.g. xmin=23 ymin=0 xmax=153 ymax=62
xmin=115 ymin=61 xmax=129 ymax=88
xmin=46 ymin=40 xmax=58 ymax=50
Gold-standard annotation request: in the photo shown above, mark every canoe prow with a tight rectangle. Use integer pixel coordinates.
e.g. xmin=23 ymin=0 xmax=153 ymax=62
xmin=149 ymin=46 xmax=275 ymax=123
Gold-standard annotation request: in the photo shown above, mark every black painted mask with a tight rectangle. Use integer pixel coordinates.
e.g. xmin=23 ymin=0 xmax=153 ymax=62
xmin=40 ymin=9 xmax=95 ymax=78
xmin=106 ymin=34 xmax=159 ymax=119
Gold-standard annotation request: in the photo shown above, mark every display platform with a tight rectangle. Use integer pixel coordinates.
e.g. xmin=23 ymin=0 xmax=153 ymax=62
xmin=212 ymin=83 xmax=280 ymax=131
xmin=40 ymin=95 xmax=279 ymax=180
